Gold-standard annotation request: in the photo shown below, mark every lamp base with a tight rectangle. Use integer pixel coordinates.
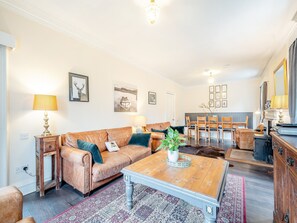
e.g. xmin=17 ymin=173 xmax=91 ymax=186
xmin=42 ymin=111 xmax=52 ymax=136
xmin=278 ymin=109 xmax=284 ymax=124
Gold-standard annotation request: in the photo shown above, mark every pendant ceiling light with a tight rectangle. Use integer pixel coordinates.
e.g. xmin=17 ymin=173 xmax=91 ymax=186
xmin=146 ymin=0 xmax=160 ymax=24
xmin=208 ymin=72 xmax=215 ymax=84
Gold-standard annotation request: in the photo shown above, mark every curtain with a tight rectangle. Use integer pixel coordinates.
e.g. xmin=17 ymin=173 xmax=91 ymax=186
xmin=260 ymin=81 xmax=267 ymax=123
xmin=289 ymin=39 xmax=297 ymax=124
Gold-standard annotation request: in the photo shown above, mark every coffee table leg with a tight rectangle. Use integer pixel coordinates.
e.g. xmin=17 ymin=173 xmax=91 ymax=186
xmin=204 ymin=204 xmax=218 ymax=223
xmin=124 ymin=175 xmax=134 ymax=210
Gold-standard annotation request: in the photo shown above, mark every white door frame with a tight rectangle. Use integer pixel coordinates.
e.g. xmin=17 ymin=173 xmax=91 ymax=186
xmin=165 ymin=92 xmax=176 ymax=125
xmin=0 ymin=31 xmax=15 ymax=187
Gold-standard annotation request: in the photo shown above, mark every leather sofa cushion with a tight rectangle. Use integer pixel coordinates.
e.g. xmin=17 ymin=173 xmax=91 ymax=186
xmin=146 ymin=122 xmax=171 ymax=132
xmin=65 ymin=130 xmax=108 ymax=152
xmin=106 ymin=127 xmax=132 ymax=148
xmin=118 ymin=145 xmax=151 ymax=163
xmin=92 ymin=151 xmax=131 ymax=182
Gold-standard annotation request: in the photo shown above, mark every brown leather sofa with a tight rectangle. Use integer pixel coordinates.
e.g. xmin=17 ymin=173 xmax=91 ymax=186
xmin=0 ymin=186 xmax=35 ymax=223
xmin=61 ymin=126 xmax=151 ymax=195
xmin=146 ymin=122 xmax=186 ymax=152
xmin=146 ymin=122 xmax=171 ymax=152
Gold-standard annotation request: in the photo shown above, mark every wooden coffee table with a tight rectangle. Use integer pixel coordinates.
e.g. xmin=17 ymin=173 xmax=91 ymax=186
xmin=121 ymin=150 xmax=229 ymax=223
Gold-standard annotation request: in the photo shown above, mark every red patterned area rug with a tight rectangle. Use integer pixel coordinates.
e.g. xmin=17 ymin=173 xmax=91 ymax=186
xmin=47 ymin=174 xmax=246 ymax=223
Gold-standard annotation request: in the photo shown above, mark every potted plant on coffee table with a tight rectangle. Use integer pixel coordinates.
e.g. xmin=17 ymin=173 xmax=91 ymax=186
xmin=156 ymin=127 xmax=186 ymax=162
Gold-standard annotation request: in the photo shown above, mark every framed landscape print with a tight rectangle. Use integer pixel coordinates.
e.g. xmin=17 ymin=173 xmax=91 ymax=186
xmin=222 ymin=84 xmax=227 ymax=92
xmin=209 ymin=93 xmax=214 ymax=100
xmin=215 ymin=85 xmax=220 ymax=93
xmin=114 ymin=82 xmax=137 ymax=112
xmin=69 ymin=73 xmax=89 ymax=102
xmin=215 ymin=100 xmax=221 ymax=108
xmin=222 ymin=100 xmax=228 ymax=108
xmin=209 ymin=100 xmax=214 ymax=107
xmin=148 ymin=91 xmax=156 ymax=105
xmin=209 ymin=85 xmax=214 ymax=93
xmin=215 ymin=92 xmax=221 ymax=100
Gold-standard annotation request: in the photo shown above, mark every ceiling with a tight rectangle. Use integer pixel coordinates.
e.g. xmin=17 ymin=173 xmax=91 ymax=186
xmin=1 ymin=0 xmax=297 ymax=86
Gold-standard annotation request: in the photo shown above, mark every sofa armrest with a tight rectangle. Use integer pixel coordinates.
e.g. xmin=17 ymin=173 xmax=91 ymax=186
xmin=0 ymin=186 xmax=23 ymax=223
xmin=151 ymin=132 xmax=165 ymax=140
xmin=61 ymin=146 xmax=91 ymax=167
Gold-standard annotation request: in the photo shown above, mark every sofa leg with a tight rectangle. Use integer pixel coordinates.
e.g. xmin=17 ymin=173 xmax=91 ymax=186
xmin=83 ymin=192 xmax=90 ymax=198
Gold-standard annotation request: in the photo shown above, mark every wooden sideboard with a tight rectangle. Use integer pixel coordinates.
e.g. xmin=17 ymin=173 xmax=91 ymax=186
xmin=271 ymin=132 xmax=297 ymax=223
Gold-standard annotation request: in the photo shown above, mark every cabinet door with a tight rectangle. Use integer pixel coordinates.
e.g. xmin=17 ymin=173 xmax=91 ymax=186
xmin=289 ymin=170 xmax=297 ymax=223
xmin=274 ymin=152 xmax=288 ymax=222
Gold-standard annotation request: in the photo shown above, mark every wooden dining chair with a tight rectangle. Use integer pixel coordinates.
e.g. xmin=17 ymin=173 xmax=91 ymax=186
xmin=221 ymin=116 xmax=235 ymax=143
xmin=208 ymin=116 xmax=219 ymax=143
xmin=186 ymin=116 xmax=195 ymax=139
xmin=245 ymin=116 xmax=249 ymax=128
xmin=196 ymin=116 xmax=208 ymax=141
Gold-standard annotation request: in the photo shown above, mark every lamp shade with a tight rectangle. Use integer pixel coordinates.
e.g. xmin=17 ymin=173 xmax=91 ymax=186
xmin=33 ymin=94 xmax=58 ymax=111
xmin=271 ymin=95 xmax=288 ymax=109
xmin=134 ymin=115 xmax=146 ymax=127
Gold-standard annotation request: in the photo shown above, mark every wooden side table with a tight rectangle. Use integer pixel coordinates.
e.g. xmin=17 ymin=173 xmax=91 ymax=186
xmin=35 ymin=135 xmax=60 ymax=197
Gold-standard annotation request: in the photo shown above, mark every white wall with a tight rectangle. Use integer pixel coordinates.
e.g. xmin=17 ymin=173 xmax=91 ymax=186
xmin=182 ymin=78 xmax=260 ymax=114
xmin=259 ymin=23 xmax=297 ymax=123
xmin=0 ymin=6 xmax=183 ymax=194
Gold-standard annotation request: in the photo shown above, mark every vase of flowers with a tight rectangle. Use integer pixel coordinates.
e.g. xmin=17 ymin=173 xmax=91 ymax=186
xmin=157 ymin=127 xmax=186 ymax=162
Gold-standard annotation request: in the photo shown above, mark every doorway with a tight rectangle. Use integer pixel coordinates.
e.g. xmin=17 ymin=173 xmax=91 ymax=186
xmin=165 ymin=92 xmax=176 ymax=125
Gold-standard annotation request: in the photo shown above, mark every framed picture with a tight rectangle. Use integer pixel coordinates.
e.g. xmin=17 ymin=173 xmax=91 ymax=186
xmin=209 ymin=100 xmax=214 ymax=107
xmin=114 ymin=82 xmax=137 ymax=112
xmin=209 ymin=93 xmax=214 ymax=100
xmin=222 ymin=84 xmax=227 ymax=92
xmin=222 ymin=100 xmax=228 ymax=108
xmin=148 ymin=91 xmax=156 ymax=105
xmin=222 ymin=92 xmax=227 ymax=99
xmin=215 ymin=100 xmax=221 ymax=108
xmin=215 ymin=85 xmax=221 ymax=93
xmin=69 ymin=73 xmax=89 ymax=102
xmin=215 ymin=92 xmax=221 ymax=100
xmin=209 ymin=85 xmax=214 ymax=93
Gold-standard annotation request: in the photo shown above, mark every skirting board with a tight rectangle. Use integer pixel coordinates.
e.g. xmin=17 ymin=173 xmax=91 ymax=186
xmin=13 ymin=177 xmax=52 ymax=195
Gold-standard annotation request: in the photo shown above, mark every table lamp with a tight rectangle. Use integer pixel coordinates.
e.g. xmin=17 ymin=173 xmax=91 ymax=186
xmin=33 ymin=94 xmax=58 ymax=136
xmin=271 ymin=95 xmax=288 ymax=124
xmin=134 ymin=115 xmax=146 ymax=133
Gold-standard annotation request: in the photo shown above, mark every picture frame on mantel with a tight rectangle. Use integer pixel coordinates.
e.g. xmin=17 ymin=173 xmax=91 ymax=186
xmin=69 ymin=73 xmax=89 ymax=102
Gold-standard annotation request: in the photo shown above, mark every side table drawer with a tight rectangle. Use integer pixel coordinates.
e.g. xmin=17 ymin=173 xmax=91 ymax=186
xmin=43 ymin=140 xmax=56 ymax=153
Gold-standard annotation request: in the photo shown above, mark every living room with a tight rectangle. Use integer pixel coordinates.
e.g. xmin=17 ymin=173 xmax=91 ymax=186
xmin=1 ymin=1 xmax=297 ymax=223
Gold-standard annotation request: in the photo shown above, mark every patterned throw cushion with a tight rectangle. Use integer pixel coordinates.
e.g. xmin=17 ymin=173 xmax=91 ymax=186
xmin=128 ymin=133 xmax=151 ymax=147
xmin=77 ymin=139 xmax=103 ymax=164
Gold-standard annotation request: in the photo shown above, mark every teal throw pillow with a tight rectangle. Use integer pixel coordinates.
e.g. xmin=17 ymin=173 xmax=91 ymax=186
xmin=128 ymin=133 xmax=151 ymax=147
xmin=77 ymin=139 xmax=103 ymax=164
xmin=151 ymin=128 xmax=168 ymax=135
xmin=170 ymin=126 xmax=185 ymax=134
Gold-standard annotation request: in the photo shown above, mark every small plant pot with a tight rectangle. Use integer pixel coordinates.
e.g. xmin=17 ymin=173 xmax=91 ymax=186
xmin=168 ymin=150 xmax=179 ymax=162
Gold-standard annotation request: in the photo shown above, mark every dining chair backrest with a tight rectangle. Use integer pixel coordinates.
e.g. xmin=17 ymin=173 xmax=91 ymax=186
xmin=245 ymin=116 xmax=249 ymax=128
xmin=222 ymin=116 xmax=233 ymax=129
xmin=186 ymin=116 xmax=191 ymax=127
xmin=197 ymin=116 xmax=207 ymax=128
xmin=208 ymin=116 xmax=218 ymax=129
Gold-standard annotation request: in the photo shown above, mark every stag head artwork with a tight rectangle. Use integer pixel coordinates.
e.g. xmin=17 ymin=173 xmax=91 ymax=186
xmin=74 ymin=81 xmax=85 ymax=100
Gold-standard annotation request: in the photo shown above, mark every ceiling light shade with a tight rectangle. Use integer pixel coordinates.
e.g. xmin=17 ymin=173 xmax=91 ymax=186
xmin=208 ymin=74 xmax=215 ymax=84
xmin=146 ymin=0 xmax=160 ymax=24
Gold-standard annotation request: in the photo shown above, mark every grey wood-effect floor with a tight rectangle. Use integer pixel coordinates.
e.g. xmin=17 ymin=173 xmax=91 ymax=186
xmin=23 ymin=139 xmax=274 ymax=223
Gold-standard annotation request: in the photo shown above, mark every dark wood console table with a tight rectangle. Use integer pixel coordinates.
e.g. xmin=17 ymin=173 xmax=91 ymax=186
xmin=271 ymin=132 xmax=297 ymax=222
